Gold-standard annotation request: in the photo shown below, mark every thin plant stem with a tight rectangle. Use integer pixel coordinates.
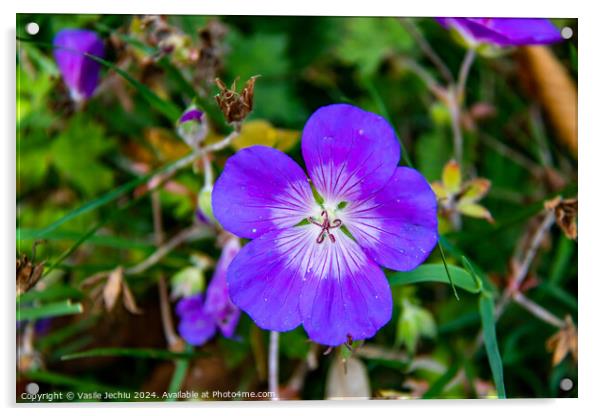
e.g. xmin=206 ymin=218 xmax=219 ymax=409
xmin=448 ymin=94 xmax=464 ymax=167
xmin=124 ymin=225 xmax=209 ymax=275
xmin=268 ymin=331 xmax=280 ymax=400
xmin=151 ymin=191 xmax=183 ymax=350
xmin=495 ymin=210 xmax=556 ymax=316
xmin=513 ymin=292 xmax=564 ymax=328
xmin=457 ymin=48 xmax=476 ymax=104
xmin=399 ymin=18 xmax=454 ymax=84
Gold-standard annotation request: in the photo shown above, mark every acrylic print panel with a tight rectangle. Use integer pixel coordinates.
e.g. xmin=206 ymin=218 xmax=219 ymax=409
xmin=16 ymin=14 xmax=577 ymax=402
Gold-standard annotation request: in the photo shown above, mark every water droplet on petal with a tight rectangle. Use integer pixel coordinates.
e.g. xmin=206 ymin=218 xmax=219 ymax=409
xmin=358 ymin=129 xmax=364 ymax=135
xmin=252 ymin=228 xmax=257 ymax=233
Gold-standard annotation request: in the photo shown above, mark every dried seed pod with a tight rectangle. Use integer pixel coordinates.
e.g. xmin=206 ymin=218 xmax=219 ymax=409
xmin=214 ymin=76 xmax=259 ymax=124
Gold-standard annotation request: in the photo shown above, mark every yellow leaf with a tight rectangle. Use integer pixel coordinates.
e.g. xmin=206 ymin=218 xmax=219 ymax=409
xmin=461 ymin=178 xmax=491 ymax=203
xmin=430 ymin=182 xmax=448 ymax=200
xmin=232 ymin=120 xmax=278 ymax=150
xmin=457 ymin=203 xmax=494 ymax=223
xmin=274 ymin=128 xmax=301 ymax=151
xmin=442 ymin=160 xmax=461 ymax=194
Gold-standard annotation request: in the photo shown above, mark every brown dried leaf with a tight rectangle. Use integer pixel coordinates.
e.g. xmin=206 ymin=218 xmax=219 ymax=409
xmin=103 ymin=267 xmax=123 ymax=312
xmin=121 ymin=281 xmax=143 ymax=315
xmin=16 ymin=255 xmax=45 ymax=297
xmin=546 ymin=315 xmax=578 ymax=366
xmin=545 ymin=196 xmax=578 ymax=240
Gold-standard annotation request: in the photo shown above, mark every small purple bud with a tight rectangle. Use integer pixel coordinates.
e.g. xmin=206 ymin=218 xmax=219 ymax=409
xmin=177 ymin=106 xmax=208 ymax=148
xmin=53 ymin=29 xmax=105 ymax=102
xmin=179 ymin=108 xmax=204 ymax=124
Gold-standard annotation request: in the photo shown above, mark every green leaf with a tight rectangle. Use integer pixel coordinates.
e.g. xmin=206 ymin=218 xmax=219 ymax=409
xmin=17 ymin=300 xmax=83 ymax=321
xmin=478 ymin=293 xmax=506 ymax=398
xmin=396 ymin=299 xmax=437 ymax=354
xmin=61 ymin=347 xmax=204 ymax=361
xmin=50 ymin=114 xmax=114 ymax=196
xmin=389 ymin=264 xmax=482 ymax=294
xmin=335 ymin=17 xmax=413 ymax=77
xmin=27 ymin=152 xmax=195 ymax=240
xmin=226 ymin=31 xmax=289 ymax=80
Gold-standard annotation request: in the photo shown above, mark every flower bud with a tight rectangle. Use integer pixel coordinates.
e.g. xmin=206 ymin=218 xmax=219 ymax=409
xmin=177 ymin=107 xmax=208 ymax=148
xmin=53 ymin=29 xmax=105 ymax=103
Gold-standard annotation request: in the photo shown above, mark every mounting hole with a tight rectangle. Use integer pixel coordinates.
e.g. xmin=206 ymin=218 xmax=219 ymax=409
xmin=25 ymin=22 xmax=40 ymax=36
xmin=560 ymin=378 xmax=573 ymax=391
xmin=561 ymin=26 xmax=573 ymax=40
xmin=25 ymin=382 xmax=40 ymax=395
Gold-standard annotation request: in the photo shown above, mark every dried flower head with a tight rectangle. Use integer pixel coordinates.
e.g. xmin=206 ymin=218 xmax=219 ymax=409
xmin=214 ymin=76 xmax=259 ymax=124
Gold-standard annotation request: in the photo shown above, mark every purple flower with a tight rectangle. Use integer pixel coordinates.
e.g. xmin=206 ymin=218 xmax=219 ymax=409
xmin=212 ymin=104 xmax=438 ymax=346
xmin=178 ymin=107 xmax=208 ymax=148
xmin=53 ymin=29 xmax=105 ymax=102
xmin=204 ymin=238 xmax=242 ymax=337
xmin=436 ymin=18 xmax=563 ymax=47
xmin=176 ymin=238 xmax=241 ymax=345
xmin=176 ymin=295 xmax=217 ymax=345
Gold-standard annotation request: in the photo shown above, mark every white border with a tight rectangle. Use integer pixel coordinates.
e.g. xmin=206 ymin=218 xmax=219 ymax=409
xmin=3 ymin=1 xmax=599 ymax=415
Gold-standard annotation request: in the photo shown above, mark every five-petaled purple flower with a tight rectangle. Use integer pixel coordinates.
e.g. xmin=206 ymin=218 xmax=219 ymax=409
xmin=53 ymin=29 xmax=105 ymax=102
xmin=436 ymin=18 xmax=563 ymax=47
xmin=176 ymin=237 xmax=241 ymax=345
xmin=212 ymin=104 xmax=439 ymax=346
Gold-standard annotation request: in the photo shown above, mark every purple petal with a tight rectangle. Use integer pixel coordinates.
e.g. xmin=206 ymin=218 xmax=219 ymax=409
xmin=204 ymin=237 xmax=241 ymax=337
xmin=437 ymin=18 xmax=563 ymax=46
xmin=180 ymin=108 xmax=204 ymax=123
xmin=212 ymin=145 xmax=316 ymax=239
xmin=176 ymin=295 xmax=217 ymax=346
xmin=53 ymin=29 xmax=104 ymax=101
xmin=301 ymin=104 xmax=400 ymax=204
xmin=227 ymin=226 xmax=319 ymax=332
xmin=299 ymin=229 xmax=393 ymax=346
xmin=341 ymin=167 xmax=438 ymax=271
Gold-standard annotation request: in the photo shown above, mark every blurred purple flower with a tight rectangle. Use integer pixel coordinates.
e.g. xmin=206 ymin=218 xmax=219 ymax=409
xmin=436 ymin=18 xmax=563 ymax=47
xmin=53 ymin=29 xmax=105 ymax=102
xmin=179 ymin=108 xmax=204 ymax=123
xmin=211 ymin=104 xmax=438 ymax=346
xmin=176 ymin=238 xmax=241 ymax=345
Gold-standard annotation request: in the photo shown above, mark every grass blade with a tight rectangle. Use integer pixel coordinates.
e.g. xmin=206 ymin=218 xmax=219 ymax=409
xmin=17 ymin=285 xmax=82 ymax=304
xmin=478 ymin=293 xmax=507 ymax=398
xmin=438 ymin=242 xmax=459 ymax=300
xmin=84 ymin=53 xmax=182 ymax=123
xmin=388 ymin=264 xmax=481 ymax=294
xmin=17 ymin=300 xmax=83 ymax=321
xmin=166 ymin=344 xmax=194 ymax=401
xmin=22 ymin=152 xmax=196 ymax=240
xmin=61 ymin=347 xmax=203 ymax=361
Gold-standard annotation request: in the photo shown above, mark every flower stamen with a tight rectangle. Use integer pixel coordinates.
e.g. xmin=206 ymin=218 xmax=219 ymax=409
xmin=308 ymin=210 xmax=342 ymax=244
